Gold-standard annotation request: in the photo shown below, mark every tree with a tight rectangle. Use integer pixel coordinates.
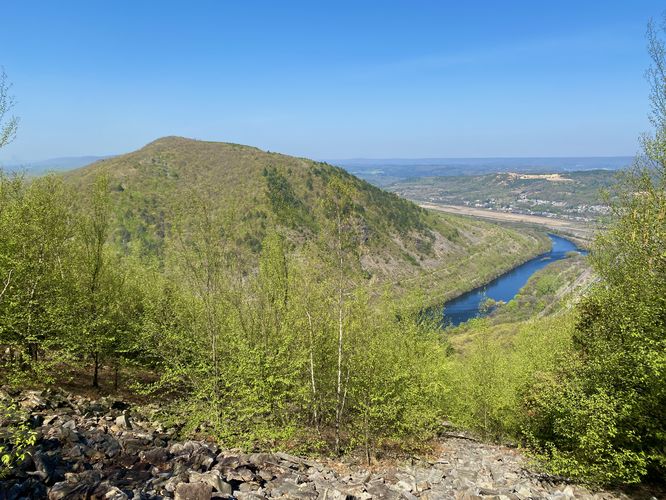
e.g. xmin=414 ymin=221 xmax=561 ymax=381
xmin=68 ymin=174 xmax=139 ymax=388
xmin=318 ymin=176 xmax=365 ymax=454
xmin=0 ymin=174 xmax=74 ymax=380
xmin=0 ymin=69 xmax=18 ymax=149
xmin=522 ymin=17 xmax=666 ymax=484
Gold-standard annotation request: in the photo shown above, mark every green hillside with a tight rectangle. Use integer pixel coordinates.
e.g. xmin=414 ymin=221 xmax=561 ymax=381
xmin=64 ymin=137 xmax=547 ymax=292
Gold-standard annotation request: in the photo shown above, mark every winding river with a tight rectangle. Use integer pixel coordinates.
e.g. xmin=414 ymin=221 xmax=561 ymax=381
xmin=441 ymin=234 xmax=587 ymax=327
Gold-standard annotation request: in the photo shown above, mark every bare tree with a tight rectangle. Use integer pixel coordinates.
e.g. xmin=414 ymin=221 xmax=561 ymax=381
xmin=0 ymin=68 xmax=19 ymax=149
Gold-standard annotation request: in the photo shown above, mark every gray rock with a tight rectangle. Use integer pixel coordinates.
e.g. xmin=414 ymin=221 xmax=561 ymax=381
xmin=115 ymin=414 xmax=131 ymax=429
xmin=140 ymin=446 xmax=170 ymax=465
xmin=174 ymin=481 xmax=213 ymax=500
xmin=190 ymin=470 xmax=232 ymax=494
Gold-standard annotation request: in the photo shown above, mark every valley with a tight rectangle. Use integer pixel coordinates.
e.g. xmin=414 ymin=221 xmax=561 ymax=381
xmin=1 ymin=6 xmax=665 ymax=495
xmin=1 ymin=136 xmax=662 ymax=499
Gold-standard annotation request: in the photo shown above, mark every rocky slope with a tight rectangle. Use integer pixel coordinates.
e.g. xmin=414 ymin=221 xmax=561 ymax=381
xmin=0 ymin=390 xmax=629 ymax=500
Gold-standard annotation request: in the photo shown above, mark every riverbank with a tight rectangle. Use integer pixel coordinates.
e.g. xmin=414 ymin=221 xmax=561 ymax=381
xmin=441 ymin=234 xmax=585 ymax=326
xmin=396 ymin=212 xmax=551 ymax=311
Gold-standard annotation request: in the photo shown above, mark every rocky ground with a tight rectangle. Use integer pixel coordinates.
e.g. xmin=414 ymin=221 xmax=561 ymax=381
xmin=0 ymin=389 xmax=643 ymax=499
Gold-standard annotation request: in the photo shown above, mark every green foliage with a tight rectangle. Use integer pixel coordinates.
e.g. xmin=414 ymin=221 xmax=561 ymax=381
xmin=64 ymin=137 xmax=442 ymax=274
xmin=0 ymin=403 xmax=37 ymax=479
xmin=138 ymin=206 xmax=448 ymax=455
xmin=446 ymin=21 xmax=666 ymax=486
xmin=445 ymin=315 xmax=574 ymax=441
xmin=0 ymin=173 xmax=75 ymax=381
xmin=516 ymin=20 xmax=666 ymax=484
xmin=523 ymin=161 xmax=666 ymax=484
xmin=0 ymin=69 xmax=19 ymax=149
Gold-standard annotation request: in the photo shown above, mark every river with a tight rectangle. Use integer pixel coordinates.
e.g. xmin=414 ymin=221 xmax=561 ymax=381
xmin=441 ymin=234 xmax=587 ymax=326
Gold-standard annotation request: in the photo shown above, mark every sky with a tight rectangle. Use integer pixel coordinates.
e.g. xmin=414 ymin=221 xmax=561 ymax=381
xmin=0 ymin=1 xmax=663 ymax=162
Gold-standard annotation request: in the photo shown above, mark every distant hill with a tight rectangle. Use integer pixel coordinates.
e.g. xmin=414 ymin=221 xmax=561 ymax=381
xmin=388 ymin=170 xmax=619 ymax=221
xmin=63 ymin=137 xmax=548 ymax=293
xmin=2 ymin=155 xmax=113 ymax=174
xmin=331 ymin=156 xmax=633 ymax=187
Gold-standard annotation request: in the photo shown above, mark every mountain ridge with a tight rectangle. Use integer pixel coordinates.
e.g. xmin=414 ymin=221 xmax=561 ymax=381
xmin=62 ymin=136 xmax=548 ymax=296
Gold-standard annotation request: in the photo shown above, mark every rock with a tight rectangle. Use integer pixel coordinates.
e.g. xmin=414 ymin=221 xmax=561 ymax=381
xmin=115 ymin=414 xmax=131 ymax=429
xmin=365 ymin=482 xmax=404 ymax=500
xmin=32 ymin=450 xmax=62 ymax=485
xmin=0 ymin=390 xmax=632 ymax=500
xmin=396 ymin=479 xmax=415 ymax=493
xmin=513 ymin=485 xmax=533 ymax=499
xmin=174 ymin=481 xmax=213 ymax=500
xmin=140 ymin=446 xmax=170 ymax=465
xmin=4 ymin=478 xmax=48 ymax=499
xmin=19 ymin=390 xmax=46 ymax=411
xmin=95 ymin=482 xmax=129 ymax=500
xmin=235 ymin=493 xmax=267 ymax=500
xmin=226 ymin=466 xmax=254 ymax=482
xmin=111 ymin=400 xmax=131 ymax=411
xmin=190 ymin=470 xmax=232 ymax=494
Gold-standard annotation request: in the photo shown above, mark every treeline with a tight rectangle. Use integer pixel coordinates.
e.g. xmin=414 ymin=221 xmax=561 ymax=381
xmin=0 ymin=171 xmax=447 ymax=459
xmin=445 ymin=137 xmax=665 ymax=484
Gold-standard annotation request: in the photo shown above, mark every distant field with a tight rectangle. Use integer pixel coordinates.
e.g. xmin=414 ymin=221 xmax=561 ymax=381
xmin=387 ymin=170 xmax=619 ymax=223
xmin=420 ymin=203 xmax=597 ymax=243
xmin=332 ymin=156 xmax=632 ymax=186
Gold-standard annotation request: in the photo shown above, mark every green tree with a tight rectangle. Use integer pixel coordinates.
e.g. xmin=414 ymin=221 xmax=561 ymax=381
xmin=68 ymin=174 xmax=139 ymax=388
xmin=0 ymin=174 xmax=74 ymax=380
xmin=0 ymin=68 xmax=18 ymax=149
xmin=522 ymin=17 xmax=666 ymax=484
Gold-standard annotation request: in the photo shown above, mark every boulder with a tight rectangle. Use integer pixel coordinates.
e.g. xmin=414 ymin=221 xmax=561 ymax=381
xmin=190 ymin=470 xmax=232 ymax=495
xmin=175 ymin=481 xmax=213 ymax=500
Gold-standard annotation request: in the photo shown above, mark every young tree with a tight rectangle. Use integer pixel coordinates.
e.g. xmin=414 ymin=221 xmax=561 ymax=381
xmin=69 ymin=174 xmax=136 ymax=388
xmin=318 ymin=176 xmax=365 ymax=454
xmin=0 ymin=68 xmax=18 ymax=149
xmin=0 ymin=174 xmax=74 ymax=379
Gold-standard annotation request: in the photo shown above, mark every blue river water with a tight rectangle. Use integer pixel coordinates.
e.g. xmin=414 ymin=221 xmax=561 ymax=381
xmin=441 ymin=234 xmax=587 ymax=327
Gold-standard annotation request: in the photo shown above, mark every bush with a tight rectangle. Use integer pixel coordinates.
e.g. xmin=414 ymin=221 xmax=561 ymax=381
xmin=0 ymin=403 xmax=37 ymax=479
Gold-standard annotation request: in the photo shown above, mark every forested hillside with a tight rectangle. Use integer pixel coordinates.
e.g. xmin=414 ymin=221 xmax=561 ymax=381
xmin=64 ymin=136 xmax=443 ymax=273
xmin=62 ymin=136 xmax=548 ymax=301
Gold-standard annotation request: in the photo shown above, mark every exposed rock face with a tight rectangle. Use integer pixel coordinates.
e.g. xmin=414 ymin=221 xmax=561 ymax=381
xmin=0 ymin=389 xmax=623 ymax=499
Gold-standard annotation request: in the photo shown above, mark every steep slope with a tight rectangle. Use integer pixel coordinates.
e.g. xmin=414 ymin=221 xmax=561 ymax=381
xmin=64 ymin=137 xmax=547 ymax=292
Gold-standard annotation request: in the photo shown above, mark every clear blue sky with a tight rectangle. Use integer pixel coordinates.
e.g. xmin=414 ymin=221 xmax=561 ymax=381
xmin=0 ymin=1 xmax=662 ymax=162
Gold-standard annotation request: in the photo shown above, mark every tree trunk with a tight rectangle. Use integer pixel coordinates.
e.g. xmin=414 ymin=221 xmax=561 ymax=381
xmin=92 ymin=352 xmax=100 ymax=388
xmin=306 ymin=310 xmax=319 ymax=431
xmin=335 ymin=283 xmax=343 ymax=455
